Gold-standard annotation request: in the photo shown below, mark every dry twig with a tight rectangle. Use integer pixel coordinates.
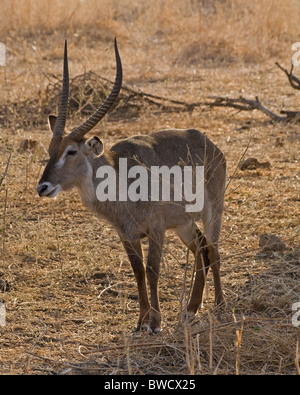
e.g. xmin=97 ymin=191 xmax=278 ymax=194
xmin=205 ymin=96 xmax=294 ymax=122
xmin=275 ymin=62 xmax=300 ymax=91
xmin=0 ymin=153 xmax=11 ymax=190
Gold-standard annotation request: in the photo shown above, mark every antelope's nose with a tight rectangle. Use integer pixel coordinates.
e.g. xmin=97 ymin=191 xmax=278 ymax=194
xmin=37 ymin=183 xmax=48 ymax=197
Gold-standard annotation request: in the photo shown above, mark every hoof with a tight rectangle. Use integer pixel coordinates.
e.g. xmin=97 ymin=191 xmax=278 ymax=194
xmin=147 ymin=327 xmax=161 ymax=335
xmin=152 ymin=327 xmax=161 ymax=334
xmin=135 ymin=324 xmax=149 ymax=332
xmin=135 ymin=324 xmax=161 ymax=334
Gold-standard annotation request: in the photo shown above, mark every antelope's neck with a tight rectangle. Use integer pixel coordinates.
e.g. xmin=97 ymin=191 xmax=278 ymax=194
xmin=76 ymin=155 xmax=119 ymax=223
xmin=76 ymin=157 xmax=97 ymax=211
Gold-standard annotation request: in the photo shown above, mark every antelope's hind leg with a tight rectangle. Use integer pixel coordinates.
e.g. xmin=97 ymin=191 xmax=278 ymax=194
xmin=203 ymin=209 xmax=225 ymax=307
xmin=176 ymin=223 xmax=210 ymax=315
xmin=146 ymin=229 xmax=164 ymax=333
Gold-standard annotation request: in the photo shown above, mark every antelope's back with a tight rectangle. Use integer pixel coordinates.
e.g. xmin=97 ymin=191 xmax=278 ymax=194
xmin=110 ymin=128 xmax=226 ymax=181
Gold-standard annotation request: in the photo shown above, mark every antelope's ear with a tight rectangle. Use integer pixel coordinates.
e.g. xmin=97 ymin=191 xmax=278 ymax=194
xmin=48 ymin=115 xmax=57 ymax=133
xmin=85 ymin=136 xmax=104 ymax=156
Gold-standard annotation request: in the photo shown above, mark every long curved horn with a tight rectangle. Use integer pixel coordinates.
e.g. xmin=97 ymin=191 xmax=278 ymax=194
xmin=68 ymin=37 xmax=122 ymax=141
xmin=52 ymin=40 xmax=69 ymax=137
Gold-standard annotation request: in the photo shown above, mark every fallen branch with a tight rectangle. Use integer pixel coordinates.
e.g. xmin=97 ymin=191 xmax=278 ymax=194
xmin=205 ymin=96 xmax=300 ymax=123
xmin=275 ymin=62 xmax=300 ymax=90
xmin=279 ymin=110 xmax=300 ymax=121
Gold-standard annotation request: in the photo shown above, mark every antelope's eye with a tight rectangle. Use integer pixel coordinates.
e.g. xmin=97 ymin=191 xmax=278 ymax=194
xmin=66 ymin=150 xmax=77 ymax=156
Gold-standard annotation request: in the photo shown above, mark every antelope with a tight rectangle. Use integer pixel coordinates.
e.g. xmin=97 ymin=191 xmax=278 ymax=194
xmin=37 ymin=39 xmax=226 ymax=333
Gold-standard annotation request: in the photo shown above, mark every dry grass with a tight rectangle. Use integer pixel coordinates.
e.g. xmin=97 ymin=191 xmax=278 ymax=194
xmin=0 ymin=0 xmax=300 ymax=375
xmin=1 ymin=0 xmax=300 ymax=102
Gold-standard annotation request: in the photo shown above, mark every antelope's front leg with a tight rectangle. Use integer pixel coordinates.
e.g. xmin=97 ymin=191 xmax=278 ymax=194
xmin=122 ymin=240 xmax=151 ymax=331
